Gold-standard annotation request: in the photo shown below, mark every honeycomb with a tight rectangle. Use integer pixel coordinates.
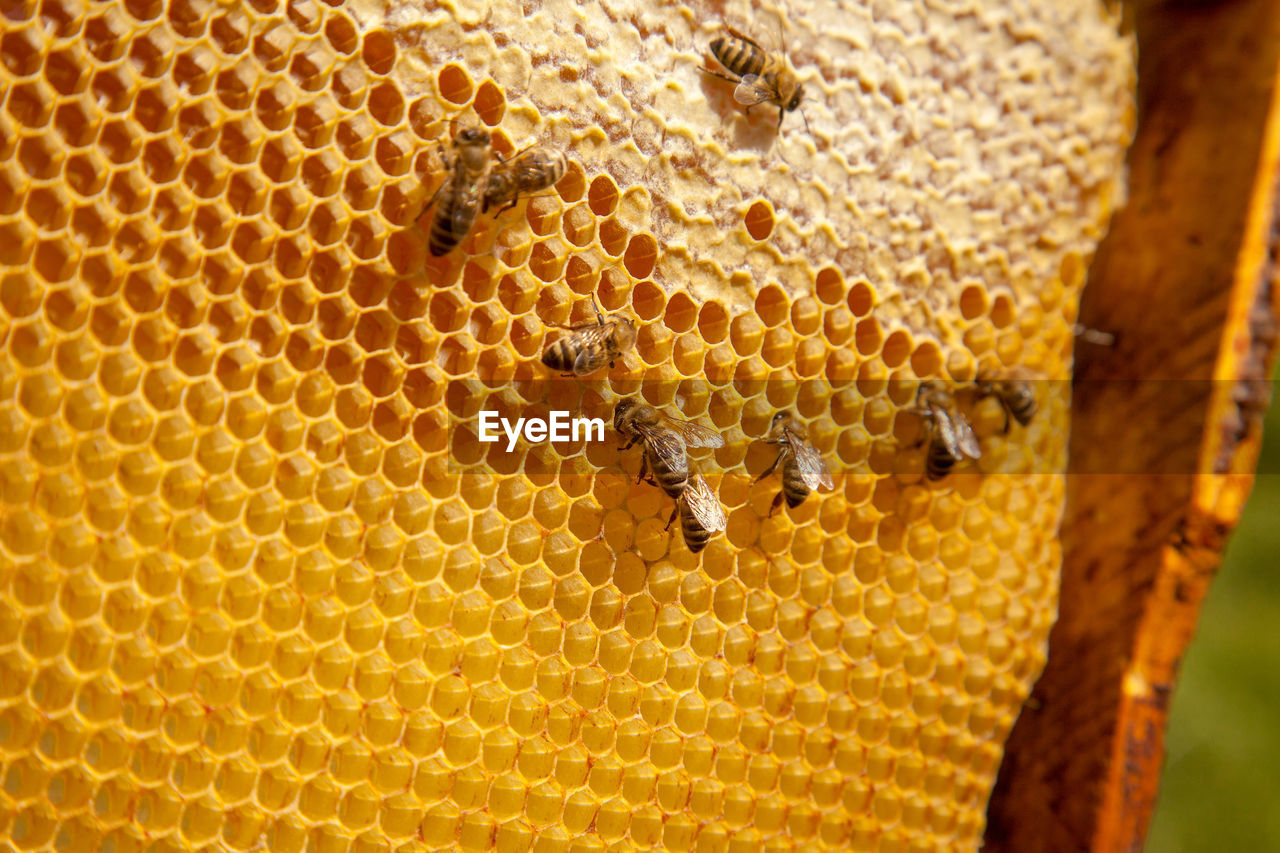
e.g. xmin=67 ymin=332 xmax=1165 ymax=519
xmin=0 ymin=0 xmax=1134 ymax=850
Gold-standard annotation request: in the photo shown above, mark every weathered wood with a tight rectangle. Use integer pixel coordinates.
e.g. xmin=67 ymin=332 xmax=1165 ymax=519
xmin=985 ymin=1 xmax=1280 ymax=849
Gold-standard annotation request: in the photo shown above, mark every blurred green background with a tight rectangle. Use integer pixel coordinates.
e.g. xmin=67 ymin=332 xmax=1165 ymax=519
xmin=1146 ymin=379 xmax=1280 ymax=852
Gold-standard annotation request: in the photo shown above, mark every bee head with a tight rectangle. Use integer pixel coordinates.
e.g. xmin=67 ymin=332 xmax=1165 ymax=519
xmin=615 ymin=317 xmax=638 ymax=350
xmin=786 ymin=85 xmax=805 ymax=112
xmin=916 ymin=379 xmax=952 ymax=410
xmin=457 ymin=127 xmax=491 ymax=147
xmin=613 ymin=398 xmax=637 ymax=432
xmin=766 ymin=410 xmax=795 ymax=442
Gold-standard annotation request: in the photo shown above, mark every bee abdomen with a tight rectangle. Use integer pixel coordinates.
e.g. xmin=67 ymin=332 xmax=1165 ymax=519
xmin=528 ymin=151 xmax=568 ymax=190
xmin=1009 ymin=395 xmax=1037 ymax=426
xmin=428 ymin=191 xmax=475 ymax=257
xmin=926 ymin=444 xmax=956 ymax=480
xmin=546 ymin=152 xmax=569 ymax=184
xmin=541 ymin=341 xmax=575 ymax=373
xmin=781 ymin=462 xmax=811 ymax=508
xmin=681 ymin=516 xmax=714 ymax=553
xmin=649 ymin=450 xmax=688 ymax=498
xmin=711 ymin=37 xmax=766 ymax=78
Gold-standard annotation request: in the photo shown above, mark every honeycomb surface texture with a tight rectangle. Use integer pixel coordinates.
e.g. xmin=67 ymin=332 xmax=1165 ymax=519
xmin=0 ymin=0 xmax=1133 ymax=850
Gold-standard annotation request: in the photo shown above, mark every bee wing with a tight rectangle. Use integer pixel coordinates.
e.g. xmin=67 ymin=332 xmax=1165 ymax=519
xmin=932 ymin=411 xmax=961 ymax=459
xmin=944 ymin=412 xmax=982 ymax=460
xmin=683 ymin=476 xmax=728 ymax=532
xmin=515 ymin=152 xmax=555 ymax=191
xmin=789 ymin=434 xmax=834 ymax=491
xmin=452 ymin=178 xmax=485 ymax=233
xmin=574 ymin=352 xmax=619 ymax=379
xmin=657 ymin=414 xmax=726 ymax=449
xmin=571 ymin=349 xmax=610 ymax=376
xmin=482 ymin=165 xmax=514 ymax=209
xmin=640 ymin=428 xmax=689 ymax=471
xmin=733 ymin=74 xmax=778 ymax=107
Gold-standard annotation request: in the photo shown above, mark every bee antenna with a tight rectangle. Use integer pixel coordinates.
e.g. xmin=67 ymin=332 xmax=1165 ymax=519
xmin=800 ymin=105 xmax=811 ymax=135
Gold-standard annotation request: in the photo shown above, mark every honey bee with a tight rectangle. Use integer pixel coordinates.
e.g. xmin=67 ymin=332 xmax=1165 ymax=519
xmin=664 ymin=471 xmax=728 ymax=553
xmin=702 ymin=25 xmax=810 ymax=132
xmin=541 ymin=295 xmax=638 ymax=376
xmin=484 ymin=147 xmax=569 ymax=214
xmin=423 ymin=126 xmax=492 ymax=257
xmin=975 ymin=370 xmax=1038 ymax=432
xmin=756 ymin=411 xmax=834 ymax=515
xmin=613 ymin=398 xmax=726 ymax=498
xmin=909 ymin=382 xmax=982 ymax=481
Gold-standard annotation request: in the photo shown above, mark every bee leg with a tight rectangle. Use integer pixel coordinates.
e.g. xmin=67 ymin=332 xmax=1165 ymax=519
xmin=754 ymin=452 xmax=782 ymax=484
xmin=768 ymin=491 xmax=785 ymax=518
xmin=664 ymin=505 xmax=679 ymax=532
xmin=700 ymin=66 xmax=741 ymax=85
xmin=1001 ymin=408 xmax=1012 ymax=435
xmin=621 ymin=436 xmax=640 ymax=451
xmin=902 ymin=407 xmax=931 ymax=448
xmin=414 ymin=182 xmax=444 ymax=222
xmin=635 ymin=454 xmax=649 ymax=485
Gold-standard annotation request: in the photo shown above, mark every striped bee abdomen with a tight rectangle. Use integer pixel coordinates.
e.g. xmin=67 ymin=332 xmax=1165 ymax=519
xmin=428 ymin=188 xmax=478 ymax=256
xmin=711 ymin=36 xmax=767 ymax=78
xmin=681 ymin=513 xmax=714 ymax=552
xmin=926 ymin=444 xmax=957 ymax=481
xmin=541 ymin=340 xmax=575 ymax=372
xmin=781 ymin=460 xmax=811 ymax=507
xmin=648 ymin=446 xmax=689 ymax=498
xmin=1006 ymin=388 xmax=1037 ymax=426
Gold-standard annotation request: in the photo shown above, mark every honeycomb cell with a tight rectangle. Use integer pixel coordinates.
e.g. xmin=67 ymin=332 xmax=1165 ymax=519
xmin=959 ymin=283 xmax=988 ymax=320
xmin=744 ymin=201 xmax=775 ymax=241
xmin=623 ymin=234 xmax=657 ymax=280
xmin=360 ymin=29 xmax=396 ymax=76
xmin=9 ymin=79 xmax=57 ymax=129
xmin=813 ymin=267 xmax=845 ymax=305
xmin=429 ymin=63 xmax=479 ymax=109
xmin=323 ymin=12 xmax=358 ymax=55
xmin=991 ymin=293 xmax=1016 ymax=329
xmin=848 ymin=281 xmax=876 ymax=317
xmin=1 ymin=27 xmax=43 ymax=77
xmin=330 ymin=64 xmax=369 ymax=114
xmin=369 ymin=81 xmax=405 ymax=127
xmin=19 ymin=133 xmax=64 ymax=179
xmin=883 ymin=330 xmax=912 ymax=368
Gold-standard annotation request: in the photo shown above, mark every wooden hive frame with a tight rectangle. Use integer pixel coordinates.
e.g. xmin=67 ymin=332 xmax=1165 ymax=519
xmin=986 ymin=0 xmax=1280 ymax=848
